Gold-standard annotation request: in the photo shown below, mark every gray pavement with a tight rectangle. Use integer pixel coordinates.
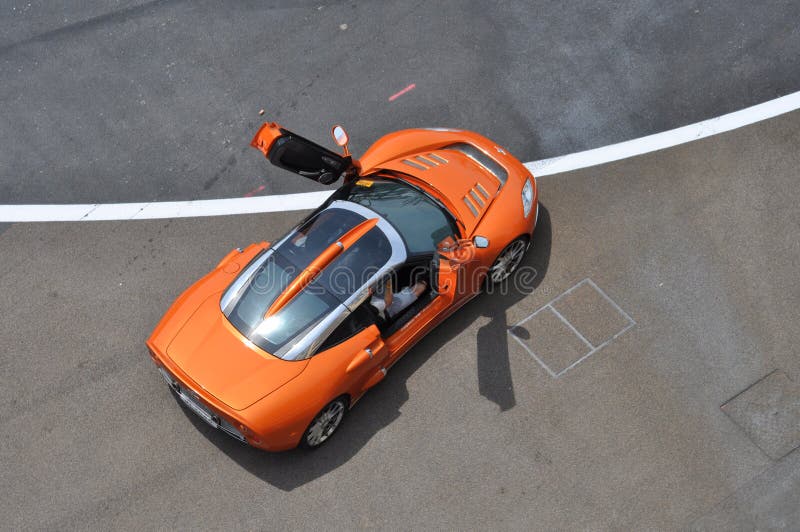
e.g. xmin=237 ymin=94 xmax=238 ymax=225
xmin=1 ymin=110 xmax=799 ymax=529
xmin=2 ymin=0 xmax=800 ymax=204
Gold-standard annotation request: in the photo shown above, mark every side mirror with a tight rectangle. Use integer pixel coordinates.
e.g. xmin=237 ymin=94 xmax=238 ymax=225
xmin=473 ymin=236 xmax=490 ymax=248
xmin=331 ymin=125 xmax=350 ymax=156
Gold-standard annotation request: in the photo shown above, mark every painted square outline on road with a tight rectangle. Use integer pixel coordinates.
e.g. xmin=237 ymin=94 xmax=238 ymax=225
xmin=508 ymin=279 xmax=636 ymax=378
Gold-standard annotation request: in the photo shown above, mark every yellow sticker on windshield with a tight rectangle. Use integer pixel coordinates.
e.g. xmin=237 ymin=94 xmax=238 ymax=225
xmin=355 ymin=179 xmax=373 ymax=187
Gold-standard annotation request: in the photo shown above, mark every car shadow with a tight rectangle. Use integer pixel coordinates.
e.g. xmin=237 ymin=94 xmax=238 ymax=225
xmin=180 ymin=205 xmax=551 ymax=491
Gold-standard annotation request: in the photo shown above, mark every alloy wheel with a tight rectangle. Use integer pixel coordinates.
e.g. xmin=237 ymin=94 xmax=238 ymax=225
xmin=489 ymin=239 xmax=527 ymax=283
xmin=305 ymin=399 xmax=346 ymax=447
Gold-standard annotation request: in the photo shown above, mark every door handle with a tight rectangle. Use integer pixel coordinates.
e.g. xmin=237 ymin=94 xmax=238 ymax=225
xmin=367 ymin=337 xmax=385 ymax=353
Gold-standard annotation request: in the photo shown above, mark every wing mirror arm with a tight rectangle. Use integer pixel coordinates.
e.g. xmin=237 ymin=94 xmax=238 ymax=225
xmin=331 ymin=125 xmax=350 ymax=156
xmin=342 ymin=156 xmax=361 ymax=182
xmin=331 ymin=124 xmax=361 ymax=181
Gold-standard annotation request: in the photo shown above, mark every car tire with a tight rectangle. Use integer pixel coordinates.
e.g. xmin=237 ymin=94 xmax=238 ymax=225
xmin=301 ymin=396 xmax=348 ymax=449
xmin=487 ymin=237 xmax=529 ymax=285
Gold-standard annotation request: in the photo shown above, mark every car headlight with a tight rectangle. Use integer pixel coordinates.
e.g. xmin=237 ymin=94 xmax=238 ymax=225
xmin=521 ymin=178 xmax=533 ymax=218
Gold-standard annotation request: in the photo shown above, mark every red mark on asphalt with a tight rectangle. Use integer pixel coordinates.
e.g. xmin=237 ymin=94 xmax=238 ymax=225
xmin=244 ymin=184 xmax=266 ymax=197
xmin=388 ymin=83 xmax=416 ymax=102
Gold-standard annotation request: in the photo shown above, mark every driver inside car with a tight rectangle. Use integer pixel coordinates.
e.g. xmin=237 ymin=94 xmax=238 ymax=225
xmin=370 ymin=277 xmax=428 ymax=320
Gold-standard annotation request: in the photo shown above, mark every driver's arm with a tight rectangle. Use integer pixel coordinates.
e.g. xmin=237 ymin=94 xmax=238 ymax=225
xmin=384 ymin=279 xmax=393 ymax=308
xmin=411 ymin=280 xmax=428 ymax=297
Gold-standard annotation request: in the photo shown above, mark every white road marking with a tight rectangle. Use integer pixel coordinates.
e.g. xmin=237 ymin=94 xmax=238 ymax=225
xmin=0 ymin=191 xmax=334 ymax=222
xmin=508 ymin=279 xmax=636 ymax=378
xmin=2 ymin=91 xmax=799 ymax=222
xmin=524 ymin=90 xmax=800 ymax=176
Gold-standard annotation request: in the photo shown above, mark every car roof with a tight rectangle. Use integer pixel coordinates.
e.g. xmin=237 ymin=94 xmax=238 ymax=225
xmin=221 ymin=200 xmax=407 ymax=361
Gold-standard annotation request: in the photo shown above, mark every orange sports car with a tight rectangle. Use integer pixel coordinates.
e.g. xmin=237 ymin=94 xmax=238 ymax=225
xmin=147 ymin=122 xmax=538 ymax=450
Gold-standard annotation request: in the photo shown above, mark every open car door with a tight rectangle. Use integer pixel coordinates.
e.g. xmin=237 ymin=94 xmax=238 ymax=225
xmin=251 ymin=122 xmax=356 ymax=185
xmin=382 ymin=252 xmax=463 ymax=366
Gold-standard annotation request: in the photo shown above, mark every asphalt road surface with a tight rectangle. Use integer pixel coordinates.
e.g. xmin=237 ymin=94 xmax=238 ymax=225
xmin=2 ymin=111 xmax=799 ymax=529
xmin=2 ymin=0 xmax=800 ymax=204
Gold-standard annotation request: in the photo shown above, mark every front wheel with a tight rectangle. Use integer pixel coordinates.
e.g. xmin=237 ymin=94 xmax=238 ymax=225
xmin=301 ymin=397 xmax=348 ymax=449
xmin=488 ymin=237 xmax=528 ymax=284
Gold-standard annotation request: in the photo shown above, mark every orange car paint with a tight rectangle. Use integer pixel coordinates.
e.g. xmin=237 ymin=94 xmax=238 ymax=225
xmin=250 ymin=122 xmax=284 ymax=156
xmin=147 ymin=124 xmax=537 ymax=451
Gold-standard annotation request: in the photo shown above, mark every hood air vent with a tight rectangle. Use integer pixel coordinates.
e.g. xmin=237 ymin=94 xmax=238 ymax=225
xmin=402 ymin=152 xmax=449 ymax=171
xmin=445 ymin=143 xmax=508 ymax=185
xmin=402 ymin=159 xmax=427 ymax=170
xmin=462 ymin=182 xmax=490 ymax=217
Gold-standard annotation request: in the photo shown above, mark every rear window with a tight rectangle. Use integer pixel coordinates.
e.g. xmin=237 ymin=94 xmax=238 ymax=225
xmin=222 ymin=252 xmax=339 ymax=354
xmin=222 ymin=250 xmax=343 ymax=355
xmin=279 ymin=208 xmax=365 ymax=269
xmin=220 ymin=207 xmax=372 ymax=357
xmin=227 ymin=281 xmax=340 ymax=354
xmin=314 ymin=226 xmax=392 ymax=299
xmin=222 ymin=253 xmax=298 ymax=327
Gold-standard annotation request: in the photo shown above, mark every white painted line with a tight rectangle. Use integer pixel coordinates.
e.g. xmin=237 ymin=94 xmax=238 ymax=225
xmin=509 ymin=332 xmax=558 ymax=379
xmin=525 ymin=90 xmax=800 ymax=177
xmin=554 ymin=321 xmax=636 ymax=377
xmin=508 ymin=278 xmax=636 ymax=378
xmin=512 ymin=278 xmax=590 ymax=328
xmin=584 ymin=278 xmax=637 ymax=327
xmin=0 ymin=191 xmax=334 ymax=222
xmin=2 ymin=90 xmax=799 ymax=222
xmin=548 ymin=305 xmax=595 ymax=351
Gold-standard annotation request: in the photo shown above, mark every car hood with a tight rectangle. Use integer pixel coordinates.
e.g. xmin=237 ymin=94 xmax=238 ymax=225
xmin=378 ymin=149 xmax=501 ymax=234
xmin=166 ymin=293 xmax=308 ymax=411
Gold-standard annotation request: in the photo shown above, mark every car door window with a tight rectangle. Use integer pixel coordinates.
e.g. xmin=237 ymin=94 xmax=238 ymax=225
xmin=316 ymin=303 xmax=376 ymax=353
xmin=269 ymin=131 xmax=351 ymax=184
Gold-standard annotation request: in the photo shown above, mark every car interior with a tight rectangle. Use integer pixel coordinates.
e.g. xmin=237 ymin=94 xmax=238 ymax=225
xmin=315 ymin=255 xmax=442 ymax=355
xmin=367 ymin=255 xmax=438 ymax=337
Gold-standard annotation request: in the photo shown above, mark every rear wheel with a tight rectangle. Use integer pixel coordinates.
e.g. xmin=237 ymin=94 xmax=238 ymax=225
xmin=488 ymin=237 xmax=528 ymax=284
xmin=301 ymin=397 xmax=348 ymax=449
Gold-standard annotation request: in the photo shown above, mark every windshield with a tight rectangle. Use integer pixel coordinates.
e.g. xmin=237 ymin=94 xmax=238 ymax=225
xmin=220 ymin=207 xmax=392 ymax=357
xmin=337 ymin=177 xmax=456 ymax=255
